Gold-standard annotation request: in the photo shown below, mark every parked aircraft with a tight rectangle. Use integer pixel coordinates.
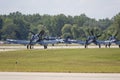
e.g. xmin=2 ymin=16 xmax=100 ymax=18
xmin=104 ymin=32 xmax=120 ymax=48
xmin=61 ymin=30 xmax=103 ymax=48
xmin=6 ymin=29 xmax=120 ymax=49
xmin=75 ymin=30 xmax=104 ymax=48
xmin=6 ymin=30 xmax=60 ymax=49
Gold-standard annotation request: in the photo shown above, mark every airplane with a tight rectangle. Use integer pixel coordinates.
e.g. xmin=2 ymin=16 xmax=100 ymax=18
xmin=6 ymin=30 xmax=60 ymax=49
xmin=104 ymin=32 xmax=120 ymax=48
xmin=75 ymin=30 xmax=104 ymax=48
xmin=60 ymin=30 xmax=103 ymax=48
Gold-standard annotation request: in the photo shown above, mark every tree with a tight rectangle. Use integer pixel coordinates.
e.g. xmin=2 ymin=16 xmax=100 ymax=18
xmin=54 ymin=14 xmax=67 ymax=36
xmin=0 ymin=18 xmax=3 ymax=29
xmin=41 ymin=15 xmax=54 ymax=36
xmin=71 ymin=24 xmax=85 ymax=40
xmin=0 ymin=18 xmax=3 ymax=40
xmin=74 ymin=14 xmax=89 ymax=27
xmin=98 ymin=18 xmax=112 ymax=30
xmin=67 ymin=15 xmax=74 ymax=24
xmin=109 ymin=13 xmax=120 ymax=40
xmin=61 ymin=24 xmax=72 ymax=38
xmin=2 ymin=23 xmax=18 ymax=39
xmin=71 ymin=25 xmax=78 ymax=39
xmin=83 ymin=19 xmax=98 ymax=28
xmin=13 ymin=18 xmax=30 ymax=39
xmin=62 ymin=33 xmax=72 ymax=38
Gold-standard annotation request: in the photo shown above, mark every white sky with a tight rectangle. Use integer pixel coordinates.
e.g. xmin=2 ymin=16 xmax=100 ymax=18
xmin=0 ymin=0 xmax=120 ymax=19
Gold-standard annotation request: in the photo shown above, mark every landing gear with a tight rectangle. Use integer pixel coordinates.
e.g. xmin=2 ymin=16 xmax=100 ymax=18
xmin=44 ymin=45 xmax=47 ymax=49
xmin=27 ymin=44 xmax=48 ymax=49
xmin=85 ymin=44 xmax=87 ymax=48
xmin=108 ymin=44 xmax=111 ymax=48
xmin=27 ymin=44 xmax=34 ymax=49
xmin=105 ymin=44 xmax=107 ymax=48
xmin=105 ymin=44 xmax=111 ymax=48
xmin=99 ymin=44 xmax=101 ymax=48
xmin=27 ymin=45 xmax=29 ymax=49
xmin=52 ymin=44 xmax=54 ymax=46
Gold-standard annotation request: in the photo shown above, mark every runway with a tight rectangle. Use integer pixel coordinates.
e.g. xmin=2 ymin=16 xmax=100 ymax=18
xmin=0 ymin=72 xmax=120 ymax=80
xmin=0 ymin=45 xmax=119 ymax=51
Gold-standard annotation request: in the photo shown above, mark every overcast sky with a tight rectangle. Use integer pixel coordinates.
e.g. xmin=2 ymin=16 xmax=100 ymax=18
xmin=0 ymin=0 xmax=120 ymax=19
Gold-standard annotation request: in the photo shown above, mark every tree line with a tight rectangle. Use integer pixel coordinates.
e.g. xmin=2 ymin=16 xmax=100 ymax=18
xmin=0 ymin=11 xmax=120 ymax=41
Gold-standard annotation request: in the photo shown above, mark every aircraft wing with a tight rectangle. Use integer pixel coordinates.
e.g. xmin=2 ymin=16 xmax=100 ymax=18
xmin=115 ymin=41 xmax=120 ymax=45
xmin=75 ymin=40 xmax=104 ymax=45
xmin=38 ymin=39 xmax=59 ymax=45
xmin=75 ymin=40 xmax=85 ymax=45
xmin=6 ymin=39 xmax=30 ymax=45
xmin=6 ymin=39 xmax=60 ymax=45
xmin=63 ymin=39 xmax=77 ymax=44
xmin=100 ymin=40 xmax=116 ymax=45
xmin=96 ymin=40 xmax=107 ymax=45
xmin=64 ymin=39 xmax=85 ymax=45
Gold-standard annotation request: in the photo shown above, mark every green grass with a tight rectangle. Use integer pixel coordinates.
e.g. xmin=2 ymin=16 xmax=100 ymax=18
xmin=0 ymin=48 xmax=120 ymax=73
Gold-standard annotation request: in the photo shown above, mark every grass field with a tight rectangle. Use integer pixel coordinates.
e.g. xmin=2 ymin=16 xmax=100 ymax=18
xmin=0 ymin=48 xmax=120 ymax=73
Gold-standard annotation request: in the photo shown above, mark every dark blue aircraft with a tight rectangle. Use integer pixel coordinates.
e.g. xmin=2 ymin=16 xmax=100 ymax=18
xmin=76 ymin=30 xmax=104 ymax=48
xmin=104 ymin=32 xmax=120 ymax=48
xmin=61 ymin=30 xmax=104 ymax=48
xmin=61 ymin=29 xmax=104 ymax=48
xmin=6 ymin=30 xmax=60 ymax=49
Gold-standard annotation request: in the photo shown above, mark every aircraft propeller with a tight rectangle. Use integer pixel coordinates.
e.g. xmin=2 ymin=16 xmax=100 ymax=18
xmin=27 ymin=30 xmax=45 ymax=49
xmin=85 ymin=29 xmax=102 ymax=48
xmin=105 ymin=31 xmax=118 ymax=48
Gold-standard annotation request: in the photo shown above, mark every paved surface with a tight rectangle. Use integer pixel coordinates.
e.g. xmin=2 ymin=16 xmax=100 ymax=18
xmin=0 ymin=45 xmax=119 ymax=51
xmin=0 ymin=72 xmax=120 ymax=80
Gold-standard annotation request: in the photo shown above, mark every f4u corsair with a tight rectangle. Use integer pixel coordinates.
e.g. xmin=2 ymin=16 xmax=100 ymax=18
xmin=104 ymin=32 xmax=120 ymax=48
xmin=76 ymin=30 xmax=104 ymax=48
xmin=62 ymin=30 xmax=104 ymax=48
xmin=6 ymin=30 xmax=60 ymax=49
